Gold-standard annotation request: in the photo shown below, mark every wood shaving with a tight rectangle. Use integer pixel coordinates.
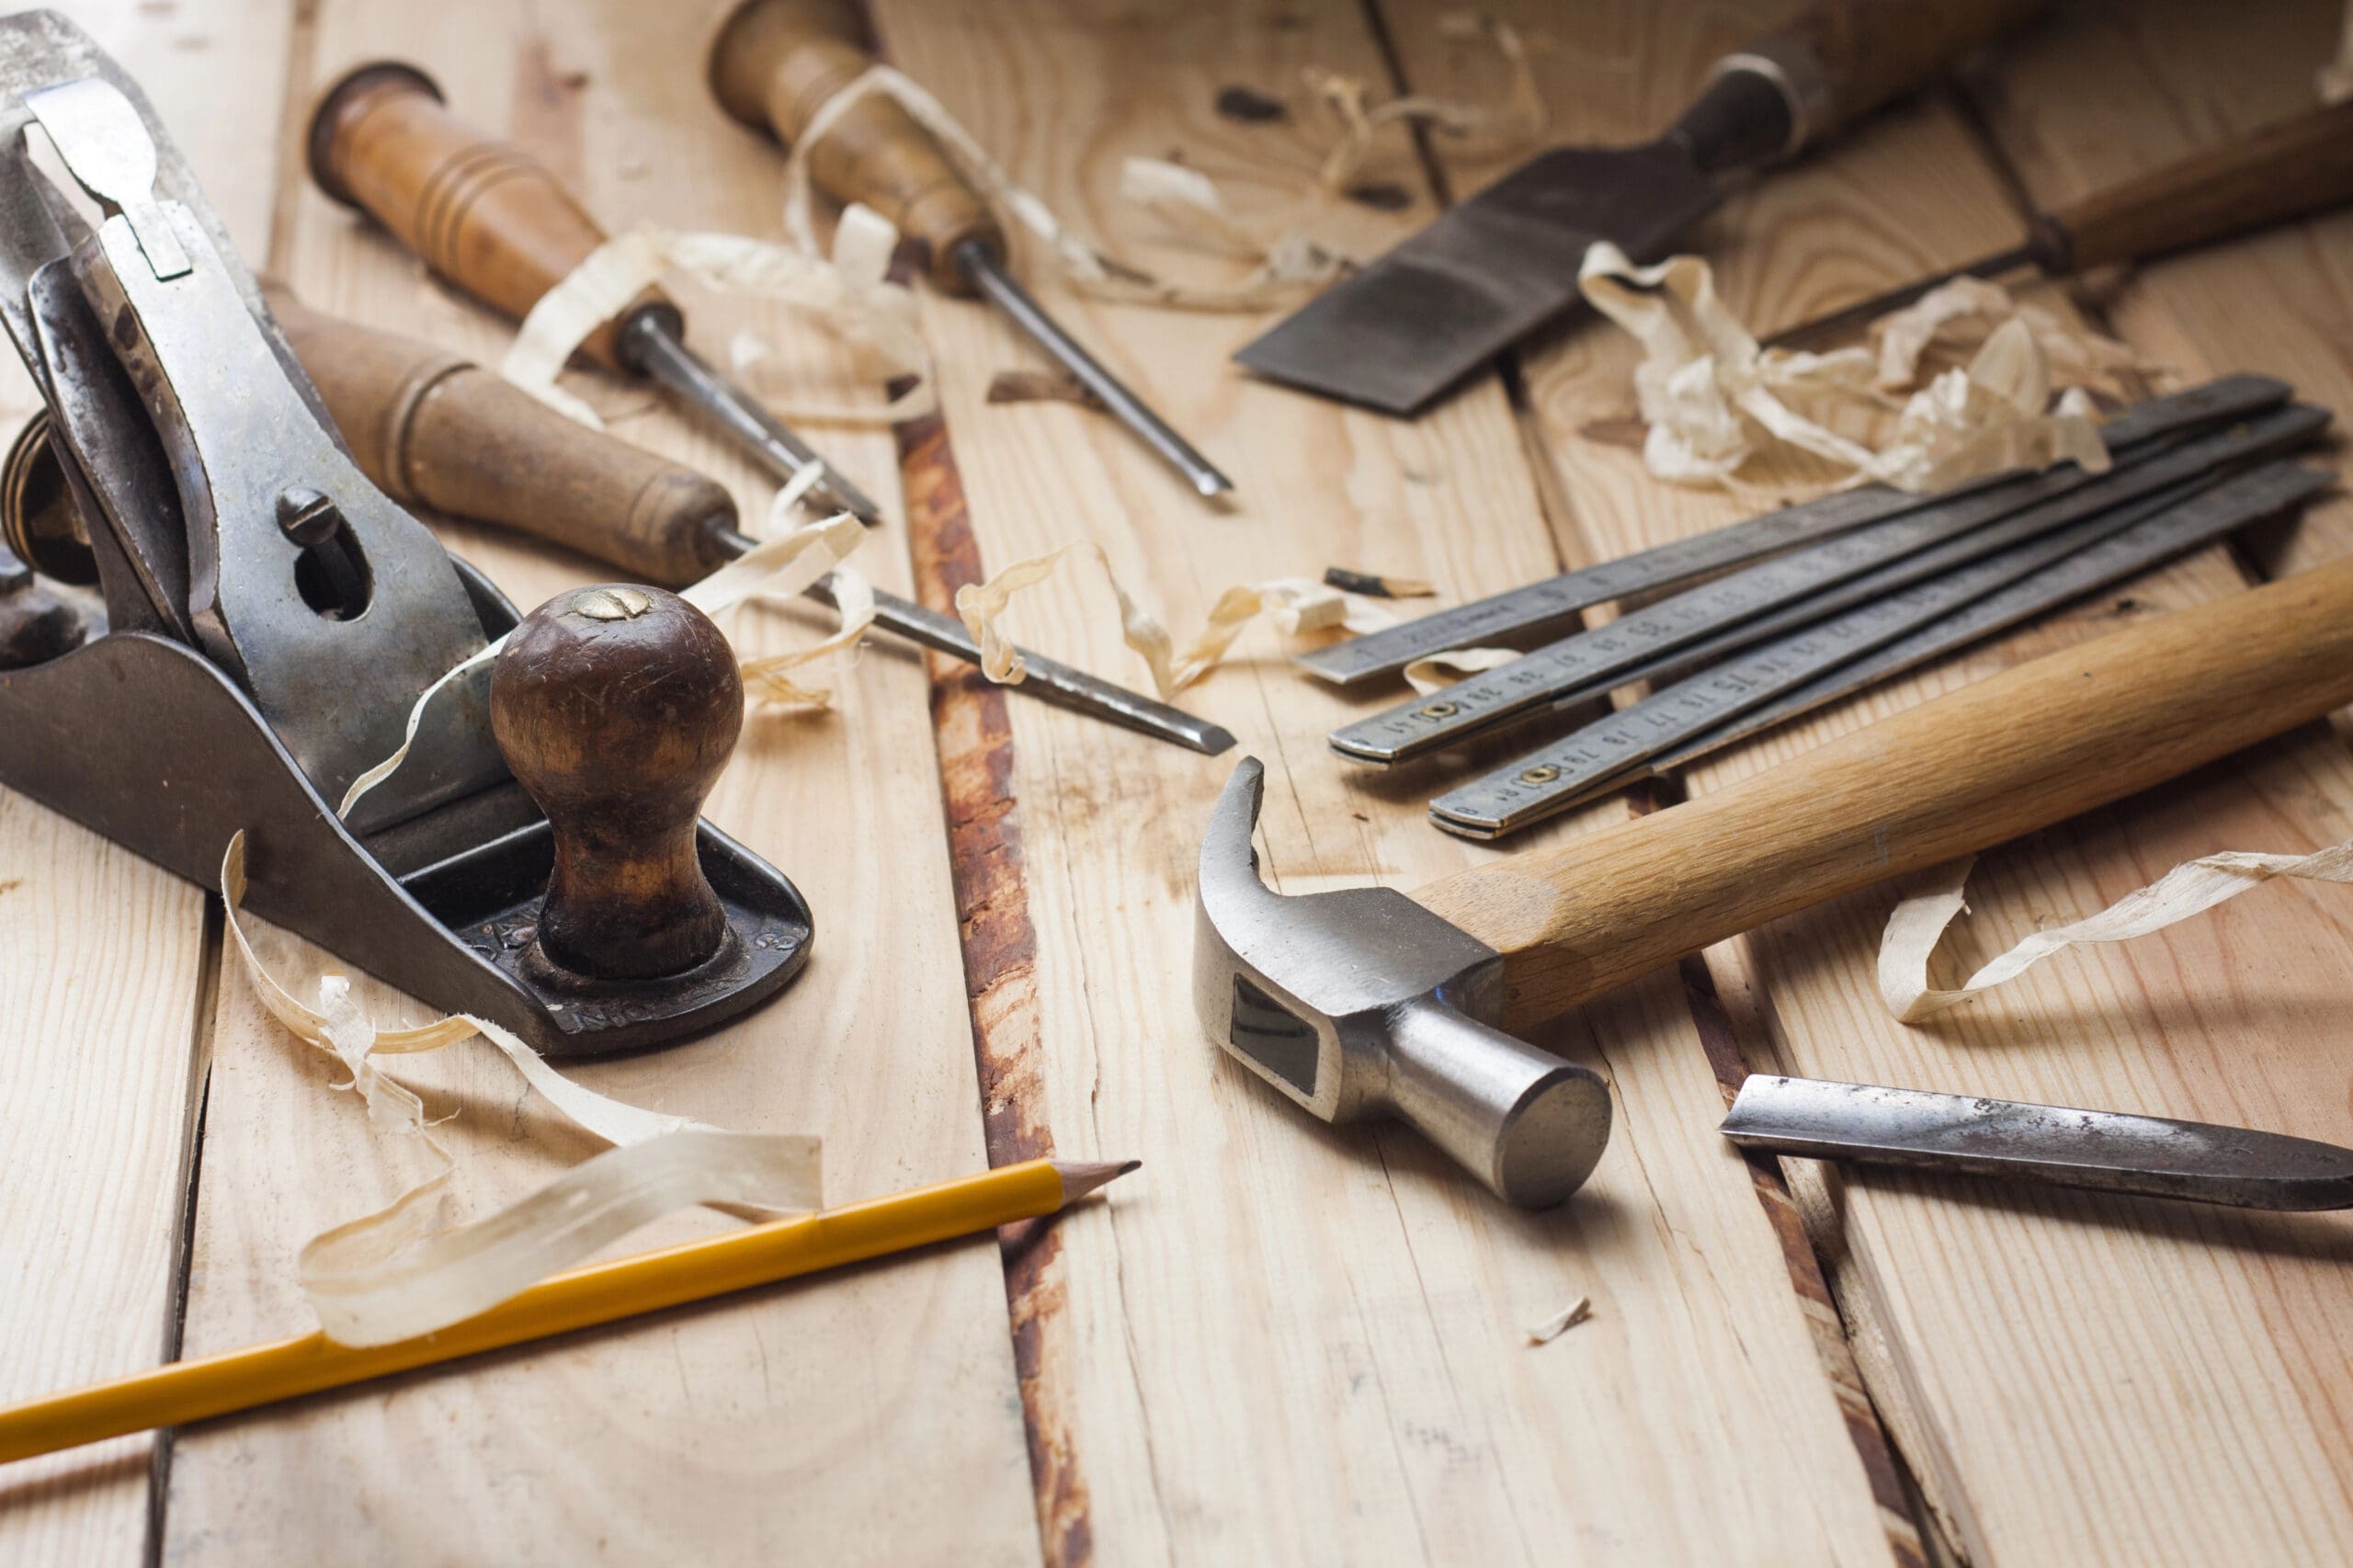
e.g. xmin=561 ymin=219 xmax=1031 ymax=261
xmin=2324 ymin=0 xmax=2353 ymax=103
xmin=1404 ymin=646 xmax=1519 ymax=695
xmin=504 ymin=210 xmax=931 ymax=428
xmin=1527 ymin=1295 xmax=1593 ymax=1344
xmin=1870 ymin=276 xmax=2152 ymax=397
xmin=1880 ymin=839 xmax=2353 ymax=1023
xmin=339 ymin=513 xmax=871 ymax=820
xmin=767 ymin=16 xmax=1542 ymax=316
xmin=1579 ymin=244 xmax=2113 ymax=494
xmin=952 ymin=542 xmax=1393 ymax=699
xmin=222 ymin=834 xmax=820 ymax=1346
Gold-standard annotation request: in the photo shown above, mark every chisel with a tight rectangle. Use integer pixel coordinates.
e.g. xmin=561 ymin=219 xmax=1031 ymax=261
xmin=1429 ymin=459 xmax=2333 ymax=837
xmin=1767 ymin=94 xmax=2353 ymax=351
xmin=0 ymin=289 xmax=1233 ymax=756
xmin=1236 ymin=0 xmax=2052 ymax=415
xmin=306 ymin=62 xmax=885 ymax=526
xmin=1723 ymin=1078 xmax=2353 ymax=1211
xmin=1333 ymin=385 xmax=2315 ymax=767
xmin=704 ymin=0 xmax=1233 ymax=500
xmin=1299 ymin=371 xmax=2290 ymax=688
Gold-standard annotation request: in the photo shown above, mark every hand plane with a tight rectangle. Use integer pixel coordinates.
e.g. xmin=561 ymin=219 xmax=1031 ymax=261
xmin=0 ymin=12 xmax=811 ymax=1056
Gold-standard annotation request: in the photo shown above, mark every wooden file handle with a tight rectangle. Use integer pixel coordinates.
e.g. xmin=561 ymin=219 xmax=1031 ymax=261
xmin=1418 ymin=552 xmax=2353 ymax=1031
xmin=706 ymin=0 xmax=1003 ymax=293
xmin=2028 ymin=96 xmax=2353 ymax=275
xmin=306 ymin=62 xmax=669 ymax=369
xmin=1749 ymin=0 xmax=2048 ymax=150
xmin=263 ymin=285 xmax=738 ymax=585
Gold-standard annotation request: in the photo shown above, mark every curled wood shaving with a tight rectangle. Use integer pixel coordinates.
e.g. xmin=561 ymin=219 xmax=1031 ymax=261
xmin=223 ymin=834 xmax=820 ymax=1346
xmin=1305 ymin=14 xmax=1545 ymax=193
xmin=770 ymin=15 xmax=1541 ymax=315
xmin=1404 ymin=646 xmax=1519 ymax=695
xmin=337 ymin=515 xmax=871 ymax=821
xmin=2324 ymin=0 xmax=2353 ymax=103
xmin=1579 ymin=244 xmax=2112 ymax=494
xmin=1527 ymin=1295 xmax=1593 ymax=1344
xmin=1880 ymin=840 xmax=2353 ymax=1023
xmin=952 ymin=542 xmax=1393 ymax=699
xmin=504 ymin=212 xmax=931 ymax=428
xmin=1872 ymin=276 xmax=2151 ymax=397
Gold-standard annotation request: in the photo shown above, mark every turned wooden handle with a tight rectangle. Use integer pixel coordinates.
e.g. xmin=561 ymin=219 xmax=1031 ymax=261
xmin=1753 ymin=0 xmax=2048 ymax=149
xmin=262 ymin=286 xmax=738 ymax=585
xmin=493 ymin=585 xmax=743 ymax=981
xmin=706 ymin=0 xmax=1002 ymax=293
xmin=307 ymin=61 xmax=668 ymax=369
xmin=1419 ymin=551 xmax=2353 ymax=1031
xmin=2029 ymin=97 xmax=2353 ymax=275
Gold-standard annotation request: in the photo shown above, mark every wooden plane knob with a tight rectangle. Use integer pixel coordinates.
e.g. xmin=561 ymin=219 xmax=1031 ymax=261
xmin=491 ymin=585 xmax=744 ymax=981
xmin=706 ymin=0 xmax=1003 ymax=293
xmin=307 ymin=61 xmax=670 ymax=369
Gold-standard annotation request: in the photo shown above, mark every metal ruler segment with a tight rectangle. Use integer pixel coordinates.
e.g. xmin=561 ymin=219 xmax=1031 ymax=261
xmin=1598 ymin=403 xmax=2328 ymax=697
xmin=1427 ymin=460 xmax=2332 ymax=839
xmin=1298 ymin=372 xmax=2289 ymax=688
xmin=1646 ymin=460 xmax=2339 ymax=773
xmin=1330 ymin=398 xmax=2324 ymax=767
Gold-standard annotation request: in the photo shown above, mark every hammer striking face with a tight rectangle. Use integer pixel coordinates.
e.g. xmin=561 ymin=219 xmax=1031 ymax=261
xmin=1193 ymin=758 xmax=1613 ymax=1206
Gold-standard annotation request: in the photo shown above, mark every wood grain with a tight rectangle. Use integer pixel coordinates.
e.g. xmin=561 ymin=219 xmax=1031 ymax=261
xmin=1388 ymin=1 xmax=2353 ymax=1561
xmin=864 ymin=0 xmax=1893 ymax=1561
xmin=156 ymin=2 xmax=1039 ymax=1562
xmin=0 ymin=0 xmax=289 ymax=1558
xmin=1959 ymin=0 xmax=2353 ymax=576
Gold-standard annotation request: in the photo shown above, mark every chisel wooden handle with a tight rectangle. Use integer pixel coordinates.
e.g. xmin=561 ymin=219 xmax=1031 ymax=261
xmin=264 ymin=284 xmax=738 ymax=585
xmin=1419 ymin=551 xmax=2353 ymax=1030
xmin=1733 ymin=0 xmax=2048 ymax=152
xmin=307 ymin=62 xmax=668 ymax=369
xmin=706 ymin=0 xmax=1002 ymax=293
xmin=2024 ymin=96 xmax=2353 ymax=275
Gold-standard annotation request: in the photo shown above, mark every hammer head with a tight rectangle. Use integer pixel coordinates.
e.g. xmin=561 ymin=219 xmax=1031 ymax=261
xmin=1194 ymin=759 xmax=1611 ymax=1205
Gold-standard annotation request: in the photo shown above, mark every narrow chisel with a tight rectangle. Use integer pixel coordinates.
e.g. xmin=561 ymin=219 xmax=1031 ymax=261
xmin=1766 ymin=96 xmax=2353 ymax=352
xmin=1332 ymin=393 xmax=2323 ymax=767
xmin=1428 ymin=460 xmax=2333 ymax=837
xmin=307 ymin=63 xmax=885 ymax=527
xmin=1299 ymin=372 xmax=2287 ymax=687
xmin=1722 ymin=1077 xmax=2353 ymax=1210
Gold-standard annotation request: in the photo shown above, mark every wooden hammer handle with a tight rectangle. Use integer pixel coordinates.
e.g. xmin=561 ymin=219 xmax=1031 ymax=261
xmin=265 ymin=285 xmax=738 ymax=585
xmin=306 ymin=62 xmax=666 ymax=369
xmin=2030 ymin=97 xmax=2353 ymax=275
xmin=1419 ymin=551 xmax=2353 ymax=1031
xmin=1756 ymin=0 xmax=2048 ymax=149
xmin=706 ymin=0 xmax=1002 ymax=293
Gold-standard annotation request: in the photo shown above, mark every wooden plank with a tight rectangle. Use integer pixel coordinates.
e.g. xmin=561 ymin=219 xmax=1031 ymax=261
xmin=868 ymin=0 xmax=1895 ymax=1561
xmin=155 ymin=2 xmax=1040 ymax=1562
xmin=1386 ymin=3 xmax=2353 ymax=1562
xmin=1958 ymin=0 xmax=2353 ymax=576
xmin=0 ymin=1 xmax=290 ymax=1560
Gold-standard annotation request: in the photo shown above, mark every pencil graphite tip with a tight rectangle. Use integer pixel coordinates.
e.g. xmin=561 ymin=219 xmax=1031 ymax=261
xmin=1055 ymin=1158 xmax=1142 ymax=1203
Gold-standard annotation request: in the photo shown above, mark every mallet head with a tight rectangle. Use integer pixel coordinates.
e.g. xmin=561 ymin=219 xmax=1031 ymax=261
xmin=1193 ymin=758 xmax=1612 ymax=1206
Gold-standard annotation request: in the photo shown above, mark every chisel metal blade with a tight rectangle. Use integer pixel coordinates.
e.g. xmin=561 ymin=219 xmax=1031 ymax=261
xmin=1233 ymin=143 xmax=1721 ymax=415
xmin=1722 ymin=1076 xmax=2353 ymax=1211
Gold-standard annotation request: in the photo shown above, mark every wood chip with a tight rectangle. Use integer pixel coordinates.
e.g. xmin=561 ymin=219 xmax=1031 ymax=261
xmin=1527 ymin=1296 xmax=1594 ymax=1345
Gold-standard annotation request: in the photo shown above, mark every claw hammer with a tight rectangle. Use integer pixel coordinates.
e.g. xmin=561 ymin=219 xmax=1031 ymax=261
xmin=1197 ymin=548 xmax=2353 ymax=1204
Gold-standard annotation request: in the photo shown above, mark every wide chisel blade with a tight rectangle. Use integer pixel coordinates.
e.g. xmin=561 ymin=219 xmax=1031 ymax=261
xmin=1722 ymin=1077 xmax=2353 ymax=1211
xmin=1233 ymin=143 xmax=1721 ymax=415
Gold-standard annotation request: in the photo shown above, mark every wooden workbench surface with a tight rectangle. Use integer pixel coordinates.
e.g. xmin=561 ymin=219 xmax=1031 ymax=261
xmin=5 ymin=1 xmax=2349 ymax=1562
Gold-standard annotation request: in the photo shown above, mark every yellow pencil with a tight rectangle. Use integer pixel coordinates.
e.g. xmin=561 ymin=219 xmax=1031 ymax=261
xmin=0 ymin=1156 xmax=1135 ymax=1464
